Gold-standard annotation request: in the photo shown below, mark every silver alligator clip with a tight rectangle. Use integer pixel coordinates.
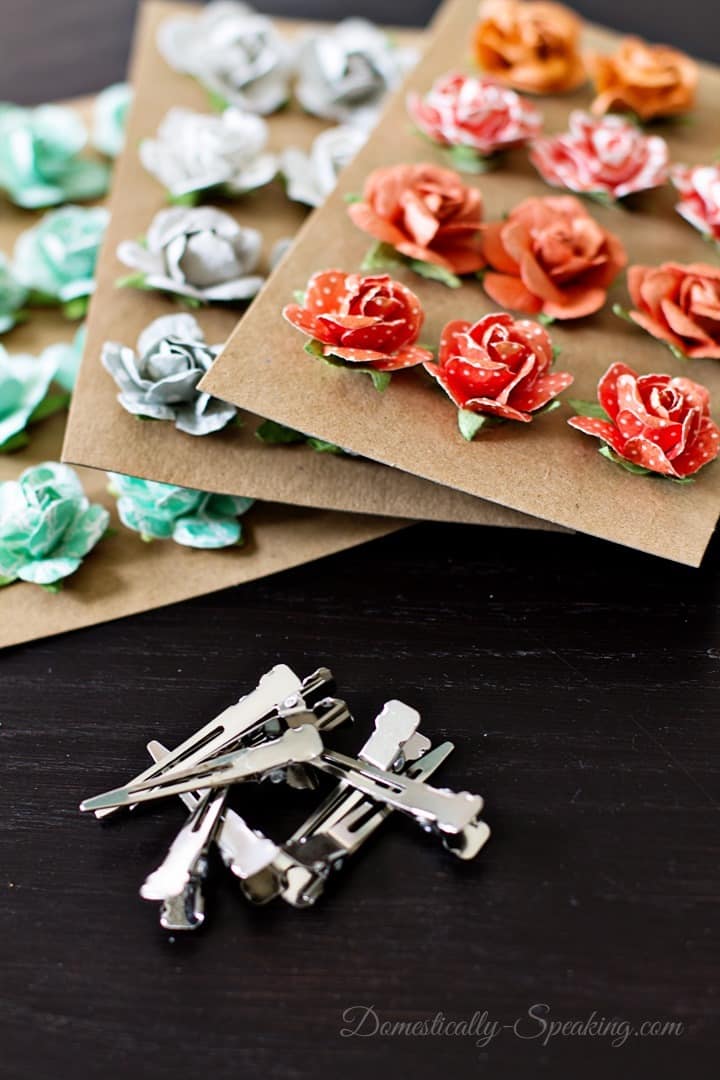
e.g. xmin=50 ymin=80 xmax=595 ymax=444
xmin=243 ymin=701 xmax=434 ymax=907
xmin=81 ymin=725 xmax=325 ymax=812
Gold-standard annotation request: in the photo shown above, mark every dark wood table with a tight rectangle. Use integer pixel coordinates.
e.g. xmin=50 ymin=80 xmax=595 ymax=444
xmin=1 ymin=3 xmax=718 ymax=1078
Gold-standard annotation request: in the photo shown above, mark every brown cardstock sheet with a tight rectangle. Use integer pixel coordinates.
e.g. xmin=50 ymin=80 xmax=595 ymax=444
xmin=60 ymin=1 xmax=557 ymax=535
xmin=203 ymin=0 xmax=720 ymax=566
xmin=0 ymin=100 xmax=403 ymax=650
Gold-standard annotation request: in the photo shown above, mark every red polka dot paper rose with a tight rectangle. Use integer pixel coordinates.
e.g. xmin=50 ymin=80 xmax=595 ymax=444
xmin=283 ymin=270 xmax=433 ymax=391
xmin=671 ymin=164 xmax=720 ymax=245
xmin=481 ymin=195 xmax=627 ymax=320
xmin=568 ymin=363 xmax=720 ymax=480
xmin=530 ymin=111 xmax=668 ymax=204
xmin=407 ymin=72 xmax=542 ymax=173
xmin=424 ymin=311 xmax=573 ymax=439
xmin=347 ymin=163 xmax=485 ymax=289
xmin=622 ymin=262 xmax=720 ymax=361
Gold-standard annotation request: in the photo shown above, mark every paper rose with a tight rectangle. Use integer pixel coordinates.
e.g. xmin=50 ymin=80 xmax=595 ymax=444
xmin=281 ymin=125 xmax=367 ymax=208
xmin=91 ymin=83 xmax=132 ymax=158
xmin=590 ymin=38 xmax=698 ymax=121
xmin=13 ymin=205 xmax=108 ymax=316
xmin=671 ymin=165 xmax=720 ymax=245
xmin=117 ymin=206 xmax=264 ymax=304
xmin=41 ymin=324 xmax=86 ymax=394
xmin=425 ymin=312 xmax=572 ymax=438
xmin=139 ymin=107 xmax=277 ymax=202
xmin=283 ymin=270 xmax=433 ymax=390
xmin=622 ymin=262 xmax=720 ymax=361
xmin=407 ymin=72 xmax=542 ymax=171
xmin=0 ymin=103 xmax=109 ymax=209
xmin=530 ymin=112 xmax=668 ymax=203
xmin=0 ymin=346 xmax=61 ymax=451
xmin=568 ymin=363 xmax=720 ymax=480
xmin=107 ymin=473 xmax=253 ymax=548
xmin=0 ymin=253 xmax=28 ymax=334
xmin=348 ymin=163 xmax=485 ymax=287
xmin=102 ymin=313 xmax=237 ymax=435
xmin=473 ymin=0 xmax=586 ymax=95
xmin=0 ymin=462 xmax=109 ymax=588
xmin=481 ymin=195 xmax=627 ymax=320
xmin=156 ymin=1 xmax=292 ymax=115
xmin=295 ymin=18 xmax=418 ymax=130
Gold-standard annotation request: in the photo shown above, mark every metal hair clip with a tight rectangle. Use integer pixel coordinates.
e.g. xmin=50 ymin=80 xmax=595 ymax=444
xmin=80 ymin=664 xmax=349 ymax=814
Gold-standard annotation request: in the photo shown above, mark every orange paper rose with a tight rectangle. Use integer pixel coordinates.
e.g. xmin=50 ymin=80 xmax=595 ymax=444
xmin=626 ymin=263 xmax=720 ymax=360
xmin=472 ymin=0 xmax=586 ymax=94
xmin=347 ymin=163 xmax=485 ymax=287
xmin=590 ymin=38 xmax=698 ymax=121
xmin=481 ymin=195 xmax=627 ymax=320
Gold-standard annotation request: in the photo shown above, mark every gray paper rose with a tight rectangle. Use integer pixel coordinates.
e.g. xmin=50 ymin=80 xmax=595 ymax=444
xmin=102 ymin=313 xmax=237 ymax=436
xmin=139 ymin=106 xmax=277 ymax=201
xmin=282 ymin=124 xmax=367 ymax=208
xmin=117 ymin=206 xmax=265 ymax=304
xmin=295 ymin=19 xmax=419 ymax=129
xmin=157 ymin=1 xmax=293 ymax=115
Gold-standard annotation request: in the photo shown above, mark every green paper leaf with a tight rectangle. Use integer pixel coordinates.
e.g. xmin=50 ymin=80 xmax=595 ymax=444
xmin=29 ymin=391 xmax=71 ymax=424
xmin=179 ymin=295 xmax=203 ymax=310
xmin=667 ymin=343 xmax=689 ymax=362
xmin=168 ymin=190 xmax=200 ymax=207
xmin=552 ymin=345 xmax=562 ymax=361
xmin=361 ymin=241 xmax=402 ymax=272
xmin=368 ymin=369 xmax=392 ymax=393
xmin=612 ymin=303 xmax=633 ymax=323
xmin=206 ymin=88 xmax=229 ymax=112
xmin=307 ymin=437 xmax=345 ymax=454
xmin=446 ymin=144 xmax=499 ymax=175
xmin=536 ymin=398 xmax=562 ymax=417
xmin=0 ymin=575 xmax=16 ymax=587
xmin=568 ymin=399 xmax=611 ymax=420
xmin=41 ymin=581 xmax=64 ymax=594
xmin=343 ymin=192 xmax=362 ymax=204
xmin=62 ymin=296 xmax=89 ymax=320
xmin=0 ymin=430 xmax=30 ymax=453
xmin=598 ymin=445 xmax=653 ymax=475
xmin=26 ymin=289 xmax=59 ymax=308
xmin=582 ymin=189 xmax=617 ymax=209
xmin=116 ymin=272 xmax=152 ymax=290
xmin=255 ymin=419 xmax=306 ymax=445
xmin=537 ymin=312 xmax=555 ymax=326
xmin=408 ymin=258 xmax=462 ymax=289
xmin=304 ymin=338 xmax=326 ymax=358
xmin=293 ymin=290 xmax=306 ymax=304
xmin=458 ymin=409 xmax=498 ymax=441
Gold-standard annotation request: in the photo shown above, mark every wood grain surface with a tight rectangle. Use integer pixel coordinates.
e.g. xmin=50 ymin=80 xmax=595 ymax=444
xmin=0 ymin=3 xmax=718 ymax=1080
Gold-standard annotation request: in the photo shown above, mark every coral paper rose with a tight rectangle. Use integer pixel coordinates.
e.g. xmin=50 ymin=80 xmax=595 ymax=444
xmin=590 ymin=38 xmax=698 ymax=121
xmin=530 ymin=111 xmax=668 ymax=202
xmin=407 ymin=72 xmax=542 ymax=168
xmin=626 ymin=263 xmax=720 ymax=360
xmin=473 ymin=0 xmax=585 ymax=94
xmin=425 ymin=312 xmax=573 ymax=437
xmin=482 ymin=195 xmax=627 ymax=320
xmin=347 ymin=163 xmax=485 ymax=286
xmin=671 ymin=165 xmax=720 ymax=244
xmin=283 ymin=271 xmax=433 ymax=389
xmin=569 ymin=363 xmax=720 ymax=479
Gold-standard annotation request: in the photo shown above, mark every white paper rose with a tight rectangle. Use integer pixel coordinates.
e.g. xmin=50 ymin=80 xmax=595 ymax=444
xmin=140 ymin=107 xmax=277 ymax=201
xmin=102 ymin=313 xmax=237 ymax=436
xmin=117 ymin=206 xmax=265 ymax=304
xmin=281 ymin=125 xmax=367 ymax=208
xmin=92 ymin=83 xmax=132 ymax=158
xmin=157 ymin=1 xmax=293 ymax=115
xmin=294 ymin=18 xmax=418 ymax=129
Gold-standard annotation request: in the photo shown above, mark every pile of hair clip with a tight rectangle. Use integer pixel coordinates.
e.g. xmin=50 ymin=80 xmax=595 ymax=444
xmin=79 ymin=664 xmax=490 ymax=931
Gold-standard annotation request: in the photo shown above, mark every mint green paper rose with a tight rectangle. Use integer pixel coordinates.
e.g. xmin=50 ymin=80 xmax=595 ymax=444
xmin=0 ymin=253 xmax=28 ymax=334
xmin=0 ymin=345 xmax=65 ymax=451
xmin=107 ymin=472 xmax=254 ymax=548
xmin=13 ymin=205 xmax=109 ymax=318
xmin=41 ymin=323 xmax=86 ymax=392
xmin=0 ymin=103 xmax=109 ymax=209
xmin=91 ymin=83 xmax=132 ymax=158
xmin=0 ymin=462 xmax=110 ymax=589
